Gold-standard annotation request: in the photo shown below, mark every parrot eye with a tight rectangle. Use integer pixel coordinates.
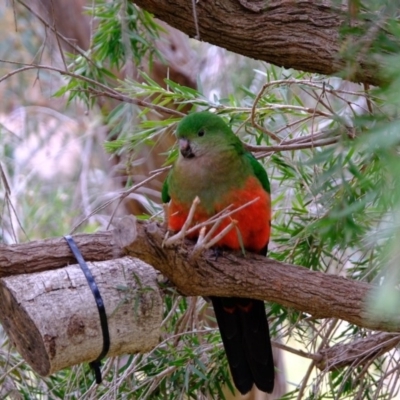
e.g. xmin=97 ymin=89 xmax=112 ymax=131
xmin=197 ymin=129 xmax=205 ymax=137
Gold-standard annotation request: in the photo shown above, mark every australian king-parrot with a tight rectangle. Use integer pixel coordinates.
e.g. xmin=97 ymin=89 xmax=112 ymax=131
xmin=162 ymin=111 xmax=274 ymax=394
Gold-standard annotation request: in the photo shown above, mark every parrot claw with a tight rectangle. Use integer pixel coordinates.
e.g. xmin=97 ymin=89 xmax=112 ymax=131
xmin=191 ymin=219 xmax=237 ymax=259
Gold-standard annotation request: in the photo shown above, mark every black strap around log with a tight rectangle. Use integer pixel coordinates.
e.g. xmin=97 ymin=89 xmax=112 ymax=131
xmin=64 ymin=235 xmax=110 ymax=384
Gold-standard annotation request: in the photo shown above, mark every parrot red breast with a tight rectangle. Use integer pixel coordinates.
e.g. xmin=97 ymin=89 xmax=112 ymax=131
xmin=162 ymin=111 xmax=274 ymax=394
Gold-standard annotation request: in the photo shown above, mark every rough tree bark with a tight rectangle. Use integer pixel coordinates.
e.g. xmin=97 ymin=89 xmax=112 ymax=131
xmin=0 ymin=256 xmax=162 ymax=376
xmin=130 ymin=0 xmax=386 ymax=86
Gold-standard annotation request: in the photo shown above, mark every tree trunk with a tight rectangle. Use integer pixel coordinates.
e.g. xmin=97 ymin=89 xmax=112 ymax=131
xmin=0 ymin=256 xmax=162 ymax=376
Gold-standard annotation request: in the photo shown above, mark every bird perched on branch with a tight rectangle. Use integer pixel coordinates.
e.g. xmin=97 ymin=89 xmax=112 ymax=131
xmin=162 ymin=111 xmax=274 ymax=394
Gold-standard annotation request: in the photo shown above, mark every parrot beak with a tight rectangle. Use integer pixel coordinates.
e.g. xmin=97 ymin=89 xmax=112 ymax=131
xmin=179 ymin=138 xmax=195 ymax=159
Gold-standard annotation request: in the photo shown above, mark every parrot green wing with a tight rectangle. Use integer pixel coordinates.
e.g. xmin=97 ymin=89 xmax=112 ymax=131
xmin=246 ymin=152 xmax=271 ymax=194
xmin=161 ymin=175 xmax=170 ymax=203
xmin=228 ymin=129 xmax=270 ymax=195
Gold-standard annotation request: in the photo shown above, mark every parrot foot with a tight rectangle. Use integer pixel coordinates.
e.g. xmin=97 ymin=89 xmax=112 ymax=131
xmin=191 ymin=219 xmax=237 ymax=259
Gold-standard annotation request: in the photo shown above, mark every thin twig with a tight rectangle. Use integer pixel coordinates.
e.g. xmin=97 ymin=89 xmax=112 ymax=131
xmin=274 ymin=115 xmax=313 ymax=135
xmin=163 ymin=196 xmax=200 ymax=246
xmin=272 ymin=340 xmax=322 ymax=362
xmin=50 ymin=0 xmax=68 ymax=71
xmin=17 ymin=0 xmax=92 ymax=63
xmin=257 ymin=104 xmax=333 ymax=119
xmin=87 ymin=87 xmax=184 ymax=117
xmin=253 ymin=137 xmax=340 ymax=156
xmin=248 ymin=77 xmax=367 ymax=144
xmin=191 ymin=0 xmax=201 ymax=39
xmin=72 ymin=170 xmax=165 ymax=233
xmin=251 ymin=91 xmax=281 ymax=143
xmin=0 ymin=60 xmax=185 ymax=118
xmin=257 ymin=78 xmax=369 ymax=97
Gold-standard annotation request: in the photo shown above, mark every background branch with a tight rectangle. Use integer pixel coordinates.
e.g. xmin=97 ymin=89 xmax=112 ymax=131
xmin=131 ymin=0 xmax=385 ymax=86
xmin=316 ymin=332 xmax=400 ymax=371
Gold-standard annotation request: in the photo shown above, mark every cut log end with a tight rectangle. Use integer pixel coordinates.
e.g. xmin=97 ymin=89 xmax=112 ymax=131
xmin=0 ymin=287 xmax=50 ymax=375
xmin=0 ymin=257 xmax=163 ymax=376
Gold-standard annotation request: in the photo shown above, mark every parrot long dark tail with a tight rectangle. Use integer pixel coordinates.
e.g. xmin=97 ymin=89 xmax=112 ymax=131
xmin=211 ymin=296 xmax=274 ymax=394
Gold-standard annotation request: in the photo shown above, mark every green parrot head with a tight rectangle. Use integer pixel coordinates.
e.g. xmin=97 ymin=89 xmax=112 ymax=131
xmin=175 ymin=111 xmax=243 ymax=159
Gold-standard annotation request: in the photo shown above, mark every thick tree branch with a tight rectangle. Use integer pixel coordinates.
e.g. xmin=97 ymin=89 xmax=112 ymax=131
xmin=0 ymin=231 xmax=124 ymax=276
xmin=131 ymin=0 xmax=385 ymax=86
xmin=0 ymin=219 xmax=398 ymax=333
